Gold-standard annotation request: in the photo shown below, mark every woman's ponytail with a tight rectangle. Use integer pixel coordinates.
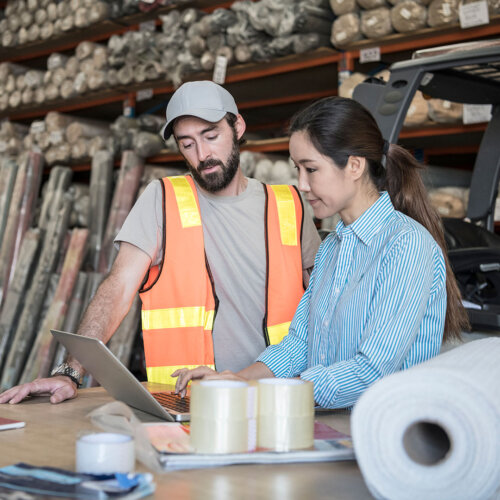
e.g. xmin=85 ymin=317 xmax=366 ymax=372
xmin=383 ymin=144 xmax=469 ymax=341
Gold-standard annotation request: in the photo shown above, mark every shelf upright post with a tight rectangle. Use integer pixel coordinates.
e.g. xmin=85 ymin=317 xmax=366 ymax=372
xmin=338 ymin=51 xmax=355 ymax=88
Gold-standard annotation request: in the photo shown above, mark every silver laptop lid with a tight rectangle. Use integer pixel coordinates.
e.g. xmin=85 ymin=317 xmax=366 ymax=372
xmin=50 ymin=330 xmax=186 ymax=422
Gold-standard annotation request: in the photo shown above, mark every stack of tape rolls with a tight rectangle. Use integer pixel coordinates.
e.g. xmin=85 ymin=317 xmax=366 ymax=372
xmin=76 ymin=432 xmax=135 ymax=474
xmin=190 ymin=380 xmax=257 ymax=454
xmin=351 ymin=338 xmax=500 ymax=500
xmin=257 ymin=378 xmax=314 ymax=452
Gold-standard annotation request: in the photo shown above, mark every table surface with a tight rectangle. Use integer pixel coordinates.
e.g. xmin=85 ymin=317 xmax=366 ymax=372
xmin=0 ymin=387 xmax=373 ymax=500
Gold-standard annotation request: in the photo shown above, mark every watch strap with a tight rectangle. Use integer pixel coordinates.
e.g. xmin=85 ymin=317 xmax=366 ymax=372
xmin=50 ymin=363 xmax=82 ymax=388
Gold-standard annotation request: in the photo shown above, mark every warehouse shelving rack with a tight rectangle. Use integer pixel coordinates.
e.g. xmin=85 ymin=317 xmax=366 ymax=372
xmin=0 ymin=0 xmax=499 ymax=172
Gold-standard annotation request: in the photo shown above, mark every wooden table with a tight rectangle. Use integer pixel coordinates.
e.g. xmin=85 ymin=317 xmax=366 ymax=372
xmin=0 ymin=387 xmax=373 ymax=499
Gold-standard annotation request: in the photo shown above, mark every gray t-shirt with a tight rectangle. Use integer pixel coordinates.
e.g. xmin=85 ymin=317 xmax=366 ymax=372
xmin=115 ymin=177 xmax=321 ymax=372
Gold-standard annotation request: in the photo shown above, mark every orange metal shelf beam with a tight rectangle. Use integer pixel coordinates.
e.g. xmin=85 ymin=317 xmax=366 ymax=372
xmin=400 ymin=123 xmax=487 ymax=139
xmin=237 ymin=89 xmax=337 ymax=110
xmin=343 ymin=16 xmax=500 ymax=58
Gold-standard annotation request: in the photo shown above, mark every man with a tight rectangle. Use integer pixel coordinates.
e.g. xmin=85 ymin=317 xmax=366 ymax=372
xmin=0 ymin=80 xmax=320 ymax=405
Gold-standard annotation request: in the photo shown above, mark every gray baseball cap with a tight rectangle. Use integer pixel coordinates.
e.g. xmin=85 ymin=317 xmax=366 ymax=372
xmin=160 ymin=80 xmax=239 ymax=140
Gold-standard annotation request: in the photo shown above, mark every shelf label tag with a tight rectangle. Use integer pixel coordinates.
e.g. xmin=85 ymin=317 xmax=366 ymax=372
xmin=359 ymin=46 xmax=380 ymax=64
xmin=212 ymin=55 xmax=228 ymax=85
xmin=139 ymin=20 xmax=156 ymax=32
xmin=459 ymin=0 xmax=489 ymax=28
xmin=463 ymin=104 xmax=492 ymax=124
xmin=137 ymin=88 xmax=154 ymax=101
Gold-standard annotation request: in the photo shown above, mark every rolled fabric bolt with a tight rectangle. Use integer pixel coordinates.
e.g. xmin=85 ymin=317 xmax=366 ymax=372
xmin=76 ymin=432 xmax=135 ymax=474
xmin=190 ymin=380 xmax=256 ymax=454
xmin=351 ymin=338 xmax=500 ymax=500
xmin=257 ymin=378 xmax=314 ymax=452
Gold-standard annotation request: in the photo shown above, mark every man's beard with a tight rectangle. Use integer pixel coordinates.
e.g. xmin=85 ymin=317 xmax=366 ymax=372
xmin=188 ymin=138 xmax=240 ymax=193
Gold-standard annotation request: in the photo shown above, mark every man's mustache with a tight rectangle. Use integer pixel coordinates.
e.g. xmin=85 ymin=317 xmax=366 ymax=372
xmin=198 ymin=159 xmax=224 ymax=171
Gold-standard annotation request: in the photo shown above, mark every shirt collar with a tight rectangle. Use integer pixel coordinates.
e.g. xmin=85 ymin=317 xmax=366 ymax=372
xmin=335 ymin=191 xmax=394 ymax=245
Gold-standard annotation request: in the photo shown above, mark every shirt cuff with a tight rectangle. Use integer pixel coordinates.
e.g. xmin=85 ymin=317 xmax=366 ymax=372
xmin=300 ymin=365 xmax=339 ymax=409
xmin=256 ymin=345 xmax=294 ymax=378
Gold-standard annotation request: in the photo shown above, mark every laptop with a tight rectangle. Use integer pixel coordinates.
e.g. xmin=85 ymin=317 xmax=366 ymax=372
xmin=50 ymin=330 xmax=190 ymax=422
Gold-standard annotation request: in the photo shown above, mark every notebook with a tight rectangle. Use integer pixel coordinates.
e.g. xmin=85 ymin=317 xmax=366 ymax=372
xmin=50 ymin=330 xmax=190 ymax=422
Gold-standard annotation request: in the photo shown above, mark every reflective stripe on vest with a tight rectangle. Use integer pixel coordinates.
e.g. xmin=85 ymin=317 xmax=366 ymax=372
xmin=140 ymin=176 xmax=304 ymax=384
xmin=265 ymin=184 xmax=304 ymax=345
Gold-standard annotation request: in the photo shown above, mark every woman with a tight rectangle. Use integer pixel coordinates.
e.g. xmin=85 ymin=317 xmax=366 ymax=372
xmin=174 ymin=96 xmax=469 ymax=408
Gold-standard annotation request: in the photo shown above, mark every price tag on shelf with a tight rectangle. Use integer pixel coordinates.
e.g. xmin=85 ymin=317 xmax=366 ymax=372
xmin=459 ymin=0 xmax=489 ymax=28
xmin=359 ymin=47 xmax=380 ymax=64
xmin=463 ymin=104 xmax=492 ymax=124
xmin=212 ymin=55 xmax=228 ymax=85
xmin=139 ymin=20 xmax=156 ymax=32
xmin=136 ymin=88 xmax=154 ymax=101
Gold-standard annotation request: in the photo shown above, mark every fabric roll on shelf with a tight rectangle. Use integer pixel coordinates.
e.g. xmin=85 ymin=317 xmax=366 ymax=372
xmin=352 ymin=338 xmax=500 ymax=500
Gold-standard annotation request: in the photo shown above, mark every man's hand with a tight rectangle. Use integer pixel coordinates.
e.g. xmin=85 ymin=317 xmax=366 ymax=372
xmin=0 ymin=376 xmax=78 ymax=405
xmin=173 ymin=366 xmax=217 ymax=397
xmin=173 ymin=366 xmax=250 ymax=397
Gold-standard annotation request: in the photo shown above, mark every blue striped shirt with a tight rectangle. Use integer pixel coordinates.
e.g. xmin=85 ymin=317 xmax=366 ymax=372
xmin=257 ymin=191 xmax=446 ymax=408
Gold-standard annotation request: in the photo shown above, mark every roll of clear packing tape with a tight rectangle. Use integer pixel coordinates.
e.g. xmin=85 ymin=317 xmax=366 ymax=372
xmin=257 ymin=378 xmax=314 ymax=451
xmin=76 ymin=432 xmax=135 ymax=474
xmin=190 ymin=380 xmax=256 ymax=454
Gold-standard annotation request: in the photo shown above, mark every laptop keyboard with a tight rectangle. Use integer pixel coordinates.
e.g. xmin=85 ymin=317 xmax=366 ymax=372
xmin=152 ymin=392 xmax=190 ymax=413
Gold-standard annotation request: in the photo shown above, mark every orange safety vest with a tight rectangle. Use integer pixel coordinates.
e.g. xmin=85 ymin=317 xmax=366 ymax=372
xmin=139 ymin=175 xmax=305 ymax=385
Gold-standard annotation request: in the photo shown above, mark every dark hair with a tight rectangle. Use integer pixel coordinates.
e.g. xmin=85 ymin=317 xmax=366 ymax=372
xmin=289 ymin=96 xmax=468 ymax=342
xmin=225 ymin=112 xmax=245 ymax=146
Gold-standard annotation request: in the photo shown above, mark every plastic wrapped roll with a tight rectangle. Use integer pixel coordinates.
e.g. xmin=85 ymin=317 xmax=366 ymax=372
xmin=428 ymin=99 xmax=462 ymax=123
xmin=21 ymin=88 xmax=33 ymax=105
xmin=428 ymin=189 xmax=466 ymax=218
xmin=404 ymin=91 xmax=429 ymax=126
xmin=352 ymin=338 xmax=500 ymax=500
xmin=27 ymin=24 xmax=41 ymax=42
xmin=391 ymin=1 xmax=427 ymax=32
xmin=329 ymin=0 xmax=358 ymax=16
xmin=40 ymin=22 xmax=55 ymax=40
xmin=361 ymin=7 xmax=393 ymax=38
xmin=427 ymin=0 xmax=459 ymax=26
xmin=66 ymin=56 xmax=79 ymax=78
xmin=74 ymin=72 xmax=88 ymax=94
xmin=357 ymin=0 xmax=388 ymax=8
xmin=89 ymin=1 xmax=110 ymax=23
xmin=60 ymin=79 xmax=77 ymax=99
xmin=339 ymin=72 xmax=367 ymax=98
xmin=20 ymin=10 xmax=33 ymax=27
xmin=331 ymin=12 xmax=362 ymax=47
xmin=60 ymin=15 xmax=74 ymax=32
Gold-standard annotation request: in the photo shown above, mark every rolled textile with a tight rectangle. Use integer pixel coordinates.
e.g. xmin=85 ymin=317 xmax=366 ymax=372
xmin=331 ymin=12 xmax=362 ymax=47
xmin=427 ymin=0 xmax=459 ymax=26
xmin=361 ymin=7 xmax=393 ymax=38
xmin=404 ymin=90 xmax=429 ymax=126
xmin=391 ymin=1 xmax=427 ymax=32
xmin=428 ymin=99 xmax=462 ymax=123
xmin=339 ymin=72 xmax=367 ymax=98
xmin=329 ymin=0 xmax=358 ymax=16
xmin=357 ymin=0 xmax=387 ymax=9
xmin=351 ymin=337 xmax=500 ymax=500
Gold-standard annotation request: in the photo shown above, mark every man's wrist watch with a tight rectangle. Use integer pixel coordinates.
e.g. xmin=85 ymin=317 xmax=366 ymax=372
xmin=50 ymin=363 xmax=82 ymax=388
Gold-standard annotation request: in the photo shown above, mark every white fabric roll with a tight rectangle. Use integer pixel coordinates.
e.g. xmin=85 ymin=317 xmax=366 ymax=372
xmin=351 ymin=338 xmax=500 ymax=500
